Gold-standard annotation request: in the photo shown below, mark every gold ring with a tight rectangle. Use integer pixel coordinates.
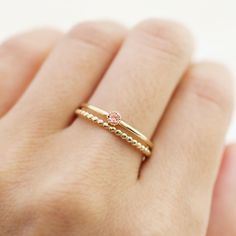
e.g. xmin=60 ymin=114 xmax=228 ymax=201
xmin=75 ymin=104 xmax=153 ymax=157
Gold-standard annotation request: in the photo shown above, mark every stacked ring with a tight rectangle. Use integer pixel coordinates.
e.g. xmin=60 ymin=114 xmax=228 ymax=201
xmin=75 ymin=104 xmax=153 ymax=157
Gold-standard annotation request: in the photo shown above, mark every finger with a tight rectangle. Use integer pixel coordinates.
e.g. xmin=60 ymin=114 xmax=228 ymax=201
xmin=207 ymin=144 xmax=236 ymax=236
xmin=71 ymin=19 xmax=193 ymax=177
xmin=5 ymin=22 xmax=126 ymax=135
xmin=142 ymin=63 xmax=234 ymax=232
xmin=0 ymin=29 xmax=61 ymax=117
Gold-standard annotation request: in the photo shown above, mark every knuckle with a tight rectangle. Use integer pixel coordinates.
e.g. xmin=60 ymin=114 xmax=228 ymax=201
xmin=38 ymin=192 xmax=80 ymax=228
xmin=0 ymin=37 xmax=42 ymax=68
xmin=187 ymin=63 xmax=234 ymax=114
xmin=69 ymin=21 xmax=125 ymax=53
xmin=12 ymin=188 xmax=104 ymax=234
xmin=37 ymin=176 xmax=107 ymax=223
xmin=133 ymin=19 xmax=193 ymax=61
xmin=3 ymin=37 xmax=37 ymax=57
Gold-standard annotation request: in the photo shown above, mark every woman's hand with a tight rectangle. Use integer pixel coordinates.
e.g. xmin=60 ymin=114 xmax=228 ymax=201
xmin=0 ymin=19 xmax=234 ymax=236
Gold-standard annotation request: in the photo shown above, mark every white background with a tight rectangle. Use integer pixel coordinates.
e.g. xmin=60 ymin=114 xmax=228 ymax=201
xmin=0 ymin=0 xmax=235 ymax=142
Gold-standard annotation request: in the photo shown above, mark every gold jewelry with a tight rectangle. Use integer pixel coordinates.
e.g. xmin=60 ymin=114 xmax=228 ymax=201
xmin=76 ymin=109 xmax=151 ymax=157
xmin=75 ymin=104 xmax=153 ymax=157
xmin=81 ymin=104 xmax=153 ymax=148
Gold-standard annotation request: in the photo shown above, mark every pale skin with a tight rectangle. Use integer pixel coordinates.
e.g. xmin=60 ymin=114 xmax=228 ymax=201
xmin=0 ymin=19 xmax=235 ymax=236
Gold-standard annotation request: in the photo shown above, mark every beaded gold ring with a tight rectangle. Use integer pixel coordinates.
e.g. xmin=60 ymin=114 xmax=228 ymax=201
xmin=75 ymin=104 xmax=153 ymax=157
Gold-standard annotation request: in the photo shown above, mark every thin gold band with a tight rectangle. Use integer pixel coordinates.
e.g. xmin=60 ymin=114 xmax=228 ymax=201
xmin=80 ymin=103 xmax=153 ymax=148
xmin=75 ymin=109 xmax=151 ymax=157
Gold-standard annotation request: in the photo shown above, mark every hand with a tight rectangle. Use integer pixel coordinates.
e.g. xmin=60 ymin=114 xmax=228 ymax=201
xmin=0 ymin=20 xmax=234 ymax=236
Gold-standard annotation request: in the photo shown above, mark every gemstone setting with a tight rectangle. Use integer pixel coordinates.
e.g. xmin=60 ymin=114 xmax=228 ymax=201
xmin=107 ymin=111 xmax=121 ymax=126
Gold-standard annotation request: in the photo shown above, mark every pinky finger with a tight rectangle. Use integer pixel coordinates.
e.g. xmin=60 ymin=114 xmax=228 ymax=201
xmin=207 ymin=144 xmax=236 ymax=236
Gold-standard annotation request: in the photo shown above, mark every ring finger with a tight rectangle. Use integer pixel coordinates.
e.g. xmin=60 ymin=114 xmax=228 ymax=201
xmin=70 ymin=19 xmax=194 ymax=180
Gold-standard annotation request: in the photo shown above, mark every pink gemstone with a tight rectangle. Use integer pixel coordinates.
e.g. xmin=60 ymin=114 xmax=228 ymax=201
xmin=107 ymin=111 xmax=121 ymax=126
